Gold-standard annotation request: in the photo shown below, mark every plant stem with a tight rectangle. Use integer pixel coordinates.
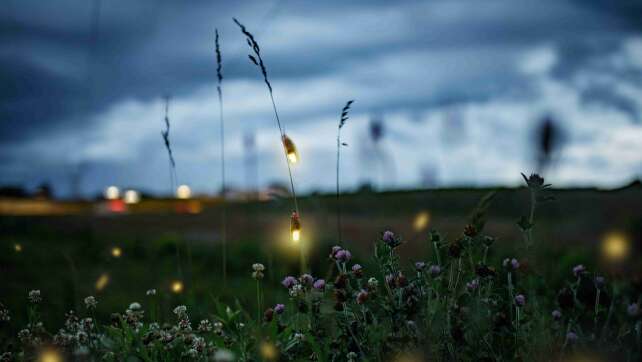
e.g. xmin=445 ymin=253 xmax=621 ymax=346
xmin=336 ymin=127 xmax=342 ymax=245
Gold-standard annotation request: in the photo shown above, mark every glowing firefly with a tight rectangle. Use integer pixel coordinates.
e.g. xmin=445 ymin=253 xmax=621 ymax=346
xmin=14 ymin=243 xmax=22 ymax=252
xmin=171 ymin=280 xmax=184 ymax=294
xmin=37 ymin=348 xmax=63 ymax=362
xmin=260 ymin=341 xmax=278 ymax=360
xmin=290 ymin=212 xmax=301 ymax=242
xmin=104 ymin=186 xmax=120 ymax=200
xmin=95 ymin=273 xmax=109 ymax=291
xmin=111 ymin=247 xmax=122 ymax=258
xmin=413 ymin=211 xmax=431 ymax=232
xmin=282 ymin=134 xmax=299 ymax=164
xmin=176 ymin=185 xmax=192 ymax=199
xmin=601 ymin=231 xmax=630 ymax=262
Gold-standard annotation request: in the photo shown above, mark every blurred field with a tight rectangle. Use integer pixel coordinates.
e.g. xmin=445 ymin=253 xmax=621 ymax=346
xmin=1 ymin=185 xmax=641 ymax=331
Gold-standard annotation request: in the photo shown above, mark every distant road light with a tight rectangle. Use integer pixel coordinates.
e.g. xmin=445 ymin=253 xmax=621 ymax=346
xmin=95 ymin=273 xmax=109 ymax=291
xmin=124 ymin=189 xmax=141 ymax=204
xmin=104 ymin=186 xmax=120 ymax=200
xmin=413 ymin=211 xmax=431 ymax=232
xmin=176 ymin=185 xmax=192 ymax=199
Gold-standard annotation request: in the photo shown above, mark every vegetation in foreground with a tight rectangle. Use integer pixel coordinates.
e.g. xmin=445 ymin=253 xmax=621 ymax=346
xmin=1 ymin=175 xmax=641 ymax=361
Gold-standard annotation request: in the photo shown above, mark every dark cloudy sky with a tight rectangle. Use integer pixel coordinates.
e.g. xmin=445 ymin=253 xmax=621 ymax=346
xmin=2 ymin=0 xmax=642 ymax=198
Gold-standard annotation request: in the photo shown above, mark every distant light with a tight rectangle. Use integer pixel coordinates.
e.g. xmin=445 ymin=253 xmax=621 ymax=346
xmin=292 ymin=229 xmax=301 ymax=242
xmin=413 ymin=211 xmax=431 ymax=232
xmin=601 ymin=232 xmax=630 ymax=262
xmin=171 ymin=280 xmax=184 ymax=293
xmin=14 ymin=243 xmax=22 ymax=252
xmin=95 ymin=273 xmax=109 ymax=291
xmin=111 ymin=247 xmax=122 ymax=258
xmin=37 ymin=348 xmax=63 ymax=362
xmin=123 ymin=189 xmax=140 ymax=204
xmin=176 ymin=185 xmax=192 ymax=199
xmin=104 ymin=186 xmax=120 ymax=200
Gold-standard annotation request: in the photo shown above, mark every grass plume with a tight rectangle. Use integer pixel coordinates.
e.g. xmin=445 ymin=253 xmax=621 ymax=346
xmin=161 ymin=95 xmax=177 ymax=194
xmin=215 ymin=28 xmax=228 ymax=285
xmin=336 ymin=100 xmax=354 ymax=245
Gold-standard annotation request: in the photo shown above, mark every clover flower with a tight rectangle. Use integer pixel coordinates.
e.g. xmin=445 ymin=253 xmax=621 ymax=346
xmin=356 ymin=290 xmax=369 ymax=304
xmin=352 ymin=264 xmax=363 ymax=278
xmin=552 ymin=310 xmax=562 ymax=321
xmin=466 ymin=279 xmax=480 ymax=292
xmin=300 ymin=274 xmax=314 ymax=286
xmin=0 ymin=304 xmax=10 ymax=322
xmin=198 ymin=319 xmax=213 ymax=332
xmin=146 ymin=289 xmax=156 ymax=296
xmin=514 ymin=294 xmax=526 ymax=307
xmin=367 ymin=277 xmax=379 ymax=290
xmin=428 ymin=265 xmax=442 ymax=277
xmin=252 ymin=263 xmax=265 ymax=280
xmin=274 ymin=304 xmax=285 ymax=314
xmin=347 ymin=351 xmax=358 ymax=362
xmin=289 ymin=284 xmax=304 ymax=298
xmin=28 ymin=290 xmax=41 ymax=304
xmin=383 ymin=230 xmax=395 ymax=245
xmin=503 ymin=258 xmax=519 ymax=270
xmin=129 ymin=302 xmax=142 ymax=311
xmin=294 ymin=333 xmax=305 ymax=342
xmin=173 ymin=305 xmax=187 ymax=317
xmin=566 ymin=331 xmax=578 ymax=343
xmin=84 ymin=296 xmax=97 ymax=310
xmin=329 ymin=245 xmax=342 ymax=259
xmin=282 ymin=276 xmax=298 ymax=289
xmin=572 ymin=264 xmax=586 ymax=277
xmin=627 ymin=303 xmax=639 ymax=317
xmin=594 ymin=276 xmax=605 ymax=288
xmin=313 ymin=279 xmax=326 ymax=290
xmin=335 ymin=249 xmax=352 ymax=262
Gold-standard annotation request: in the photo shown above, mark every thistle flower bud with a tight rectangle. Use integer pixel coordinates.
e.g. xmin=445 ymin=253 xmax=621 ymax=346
xmin=415 ymin=261 xmax=426 ymax=271
xmin=263 ymin=308 xmax=274 ymax=322
xmin=356 ymin=290 xmax=369 ymax=304
xmin=627 ymin=303 xmax=639 ymax=317
xmin=383 ymin=230 xmax=395 ymax=245
xmin=552 ymin=310 xmax=562 ymax=320
xmin=594 ymin=276 xmax=605 ymax=288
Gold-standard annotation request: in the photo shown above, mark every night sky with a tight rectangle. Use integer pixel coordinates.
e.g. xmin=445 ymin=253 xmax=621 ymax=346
xmin=2 ymin=0 xmax=642 ymax=198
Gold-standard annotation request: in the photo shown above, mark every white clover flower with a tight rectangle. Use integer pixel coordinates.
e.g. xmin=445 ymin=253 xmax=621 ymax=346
xmin=289 ymin=284 xmax=304 ymax=297
xmin=294 ymin=332 xmax=305 ymax=342
xmin=146 ymin=289 xmax=157 ymax=296
xmin=173 ymin=305 xmax=187 ymax=316
xmin=28 ymin=290 xmax=41 ymax=304
xmin=198 ymin=319 xmax=213 ymax=332
xmin=252 ymin=263 xmax=265 ymax=272
xmin=213 ymin=321 xmax=223 ymax=330
xmin=367 ymin=277 xmax=379 ymax=289
xmin=84 ymin=296 xmax=97 ymax=310
xmin=128 ymin=302 xmax=142 ymax=311
xmin=0 ymin=305 xmax=10 ymax=322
